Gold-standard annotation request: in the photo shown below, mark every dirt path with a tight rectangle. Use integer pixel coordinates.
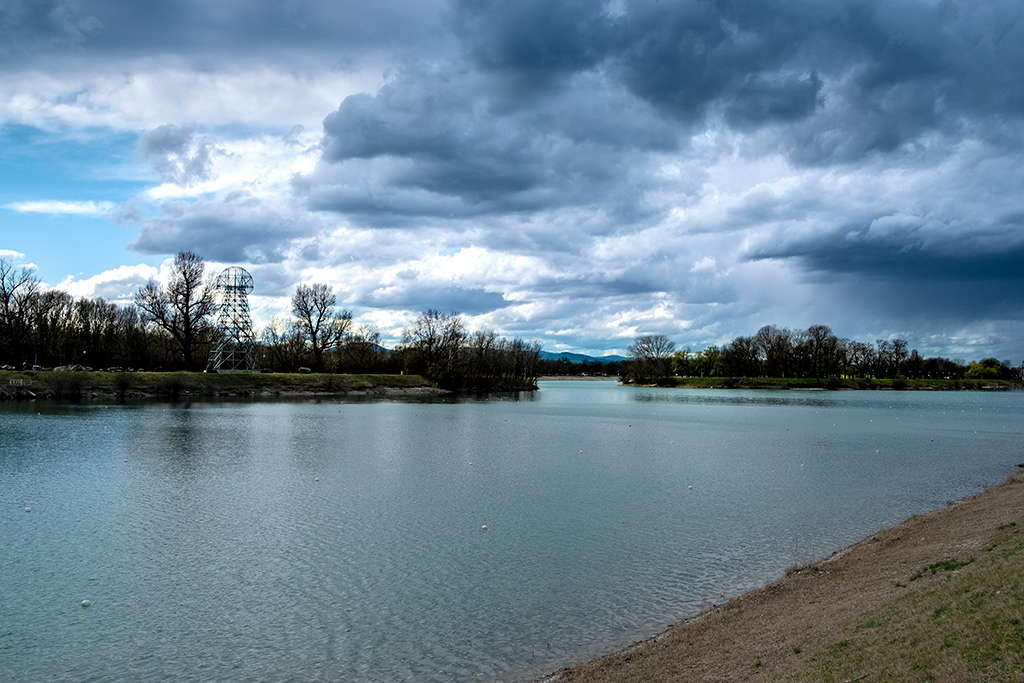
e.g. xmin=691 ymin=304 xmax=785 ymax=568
xmin=542 ymin=470 xmax=1024 ymax=682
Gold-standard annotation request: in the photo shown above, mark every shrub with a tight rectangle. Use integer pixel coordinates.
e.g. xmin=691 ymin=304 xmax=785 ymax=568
xmin=49 ymin=370 xmax=84 ymax=399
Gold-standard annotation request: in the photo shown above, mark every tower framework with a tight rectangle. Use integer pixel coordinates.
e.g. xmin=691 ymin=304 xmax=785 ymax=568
xmin=206 ymin=266 xmax=260 ymax=372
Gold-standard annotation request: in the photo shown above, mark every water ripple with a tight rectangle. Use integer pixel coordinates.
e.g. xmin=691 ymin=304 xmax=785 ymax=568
xmin=2 ymin=387 xmax=1022 ymax=681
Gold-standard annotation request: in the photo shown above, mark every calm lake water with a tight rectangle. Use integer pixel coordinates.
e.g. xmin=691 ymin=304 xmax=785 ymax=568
xmin=2 ymin=380 xmax=1023 ymax=681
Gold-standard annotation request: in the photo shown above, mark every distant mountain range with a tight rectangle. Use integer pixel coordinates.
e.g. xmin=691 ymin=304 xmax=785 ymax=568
xmin=539 ymin=351 xmax=629 ymax=364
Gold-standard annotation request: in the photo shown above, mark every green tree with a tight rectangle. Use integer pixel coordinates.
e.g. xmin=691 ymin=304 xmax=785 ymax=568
xmin=672 ymin=348 xmax=692 ymax=376
xmin=965 ymin=362 xmax=1000 ymax=379
xmin=691 ymin=345 xmax=722 ymax=377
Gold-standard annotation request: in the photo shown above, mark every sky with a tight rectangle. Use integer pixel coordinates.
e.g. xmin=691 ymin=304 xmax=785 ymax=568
xmin=1 ymin=0 xmax=1023 ymax=361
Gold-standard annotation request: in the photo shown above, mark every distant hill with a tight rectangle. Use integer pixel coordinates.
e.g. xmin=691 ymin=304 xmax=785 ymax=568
xmin=539 ymin=351 xmax=629 ymax=364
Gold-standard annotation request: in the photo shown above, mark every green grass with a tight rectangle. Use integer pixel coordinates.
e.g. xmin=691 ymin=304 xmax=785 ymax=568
xmin=802 ymin=524 xmax=1024 ymax=681
xmin=909 ymin=559 xmax=975 ymax=583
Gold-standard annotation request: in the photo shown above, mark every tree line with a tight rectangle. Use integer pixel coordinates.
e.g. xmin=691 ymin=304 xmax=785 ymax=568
xmin=0 ymin=253 xmax=539 ymax=390
xmin=623 ymin=325 xmax=1021 ymax=385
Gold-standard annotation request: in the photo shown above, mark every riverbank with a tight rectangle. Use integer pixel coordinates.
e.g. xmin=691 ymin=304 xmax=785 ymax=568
xmin=540 ymin=375 xmax=1022 ymax=390
xmin=0 ymin=369 xmax=441 ymax=401
xmin=544 ymin=469 xmax=1024 ymax=682
xmin=667 ymin=376 xmax=1021 ymax=391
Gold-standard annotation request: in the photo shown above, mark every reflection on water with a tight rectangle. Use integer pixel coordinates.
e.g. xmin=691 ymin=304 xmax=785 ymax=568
xmin=630 ymin=388 xmax=847 ymax=408
xmin=2 ymin=382 xmax=1022 ymax=682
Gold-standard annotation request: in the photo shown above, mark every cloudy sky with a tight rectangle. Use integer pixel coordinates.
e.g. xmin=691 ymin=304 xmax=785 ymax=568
xmin=2 ymin=0 xmax=1023 ymax=360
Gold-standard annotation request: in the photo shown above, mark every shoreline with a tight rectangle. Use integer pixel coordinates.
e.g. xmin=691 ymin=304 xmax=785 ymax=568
xmin=539 ymin=468 xmax=1024 ymax=681
xmin=0 ymin=369 xmax=543 ymax=402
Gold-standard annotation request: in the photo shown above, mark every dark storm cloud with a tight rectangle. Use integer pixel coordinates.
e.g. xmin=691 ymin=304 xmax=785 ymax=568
xmin=0 ymin=0 xmax=101 ymax=57
xmin=309 ymin=0 xmax=1024 ymax=292
xmin=312 ymin=0 xmax=1024 ymax=226
xmin=449 ymin=0 xmax=609 ymax=82
xmin=308 ymin=60 xmax=680 ymax=224
xmin=749 ymin=213 xmax=1024 ymax=283
xmin=1 ymin=0 xmax=448 ymax=65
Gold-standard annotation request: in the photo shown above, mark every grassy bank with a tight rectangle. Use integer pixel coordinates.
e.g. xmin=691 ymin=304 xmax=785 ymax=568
xmin=0 ymin=368 xmax=436 ymax=400
xmin=665 ymin=376 xmax=1022 ymax=391
xmin=549 ymin=471 xmax=1024 ymax=682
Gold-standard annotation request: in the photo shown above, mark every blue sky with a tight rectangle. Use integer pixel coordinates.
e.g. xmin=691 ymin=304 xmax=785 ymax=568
xmin=2 ymin=0 xmax=1023 ymax=360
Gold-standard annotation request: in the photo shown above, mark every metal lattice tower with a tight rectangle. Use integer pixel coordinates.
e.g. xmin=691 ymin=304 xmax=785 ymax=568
xmin=206 ymin=267 xmax=260 ymax=373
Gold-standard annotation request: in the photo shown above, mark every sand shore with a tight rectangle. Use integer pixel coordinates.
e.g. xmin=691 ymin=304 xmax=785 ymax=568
xmin=542 ymin=469 xmax=1024 ymax=682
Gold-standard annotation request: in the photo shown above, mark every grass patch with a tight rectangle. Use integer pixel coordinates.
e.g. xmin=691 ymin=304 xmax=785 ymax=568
xmin=802 ymin=539 xmax=1024 ymax=681
xmin=909 ymin=558 xmax=975 ymax=582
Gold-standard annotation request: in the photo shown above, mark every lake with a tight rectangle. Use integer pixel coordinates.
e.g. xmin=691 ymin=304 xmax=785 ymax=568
xmin=2 ymin=380 xmax=1022 ymax=681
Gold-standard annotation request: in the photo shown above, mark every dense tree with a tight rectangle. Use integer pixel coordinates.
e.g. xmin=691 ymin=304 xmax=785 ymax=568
xmin=113 ymin=305 xmax=152 ymax=369
xmin=756 ymin=325 xmax=793 ymax=377
xmin=135 ymin=251 xmax=216 ymax=370
xmin=671 ymin=347 xmax=692 ymax=376
xmin=846 ymin=341 xmax=875 ymax=378
xmin=290 ymin=283 xmax=352 ymax=372
xmin=28 ymin=290 xmax=74 ymax=366
xmin=691 ymin=345 xmax=722 ymax=377
xmin=804 ymin=325 xmax=843 ymax=378
xmin=466 ymin=329 xmax=498 ymax=387
xmin=965 ymin=357 xmax=1015 ymax=380
xmin=722 ymin=335 xmax=760 ymax=377
xmin=492 ymin=337 xmax=541 ymax=388
xmin=904 ymin=349 xmax=924 ymax=379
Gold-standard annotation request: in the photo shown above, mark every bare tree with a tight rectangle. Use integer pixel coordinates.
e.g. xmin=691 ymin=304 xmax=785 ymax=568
xmin=291 ymin=282 xmax=352 ymax=372
xmin=722 ymin=335 xmax=759 ymax=377
xmin=134 ymin=251 xmax=216 ymax=370
xmin=260 ymin=316 xmax=308 ymax=372
xmin=0 ymin=257 xmax=41 ymax=366
xmin=891 ymin=338 xmax=909 ymax=377
xmin=343 ymin=323 xmax=385 ymax=371
xmin=847 ymin=340 xmax=876 ymax=378
xmin=804 ymin=324 xmax=844 ymax=378
xmin=402 ymin=309 xmax=466 ymax=385
xmin=627 ymin=333 xmax=677 ymax=384
xmin=756 ymin=325 xmax=793 ymax=377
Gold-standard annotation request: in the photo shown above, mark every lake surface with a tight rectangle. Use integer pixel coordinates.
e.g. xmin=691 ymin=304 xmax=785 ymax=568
xmin=2 ymin=381 xmax=1023 ymax=681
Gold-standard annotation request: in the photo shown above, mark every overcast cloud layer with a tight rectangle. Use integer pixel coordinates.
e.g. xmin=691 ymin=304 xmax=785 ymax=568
xmin=2 ymin=0 xmax=1023 ymax=359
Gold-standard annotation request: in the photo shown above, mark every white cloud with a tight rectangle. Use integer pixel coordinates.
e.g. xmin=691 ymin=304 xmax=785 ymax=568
xmin=57 ymin=263 xmax=160 ymax=302
xmin=0 ymin=63 xmax=383 ymax=132
xmin=5 ymin=200 xmax=117 ymax=216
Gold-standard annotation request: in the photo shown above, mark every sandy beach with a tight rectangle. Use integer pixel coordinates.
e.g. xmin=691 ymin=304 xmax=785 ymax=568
xmin=542 ymin=469 xmax=1024 ymax=682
